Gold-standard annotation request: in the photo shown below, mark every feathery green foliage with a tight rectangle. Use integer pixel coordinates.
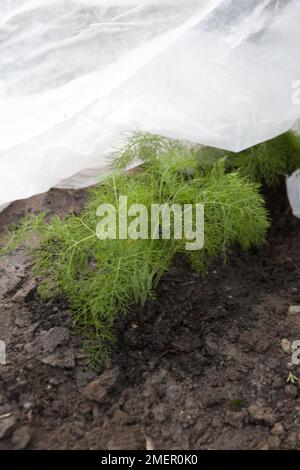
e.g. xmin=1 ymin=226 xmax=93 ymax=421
xmin=197 ymin=131 xmax=300 ymax=186
xmin=1 ymin=134 xmax=273 ymax=365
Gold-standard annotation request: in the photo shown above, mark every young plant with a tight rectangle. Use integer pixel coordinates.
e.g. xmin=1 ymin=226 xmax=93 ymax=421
xmin=1 ymin=134 xmax=270 ymax=365
xmin=197 ymin=131 xmax=300 ymax=186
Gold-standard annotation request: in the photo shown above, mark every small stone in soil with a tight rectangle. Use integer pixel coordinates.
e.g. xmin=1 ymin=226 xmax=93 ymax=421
xmin=288 ymin=305 xmax=300 ymax=315
xmin=281 ymin=338 xmax=292 ymax=354
xmin=271 ymin=423 xmax=285 ymax=436
xmin=81 ymin=367 xmax=119 ymax=403
xmin=248 ymin=404 xmax=276 ymax=427
xmin=23 ymin=402 xmax=33 ymax=411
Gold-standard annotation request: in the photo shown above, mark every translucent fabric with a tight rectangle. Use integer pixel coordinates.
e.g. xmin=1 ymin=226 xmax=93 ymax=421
xmin=1 ymin=0 xmax=300 ymax=209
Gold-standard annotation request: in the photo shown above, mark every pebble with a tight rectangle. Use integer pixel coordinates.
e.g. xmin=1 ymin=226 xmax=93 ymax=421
xmin=288 ymin=305 xmax=300 ymax=315
xmin=81 ymin=367 xmax=119 ymax=403
xmin=271 ymin=423 xmax=285 ymax=436
xmin=281 ymin=338 xmax=292 ymax=355
xmin=23 ymin=402 xmax=33 ymax=411
xmin=248 ymin=404 xmax=276 ymax=427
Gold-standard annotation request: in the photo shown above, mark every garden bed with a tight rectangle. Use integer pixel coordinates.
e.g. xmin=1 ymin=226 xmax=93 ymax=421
xmin=1 ymin=183 xmax=300 ymax=450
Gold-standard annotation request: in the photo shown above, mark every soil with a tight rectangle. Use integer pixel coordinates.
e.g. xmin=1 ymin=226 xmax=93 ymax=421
xmin=1 ymin=184 xmax=300 ymax=450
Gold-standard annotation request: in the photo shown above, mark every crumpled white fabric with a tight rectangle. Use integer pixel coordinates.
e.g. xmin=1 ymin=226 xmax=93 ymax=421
xmin=1 ymin=0 xmax=300 ymax=210
xmin=287 ymin=169 xmax=300 ymax=218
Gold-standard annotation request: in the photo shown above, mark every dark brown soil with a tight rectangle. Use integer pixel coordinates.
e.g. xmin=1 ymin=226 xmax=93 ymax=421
xmin=1 ymin=185 xmax=300 ymax=450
